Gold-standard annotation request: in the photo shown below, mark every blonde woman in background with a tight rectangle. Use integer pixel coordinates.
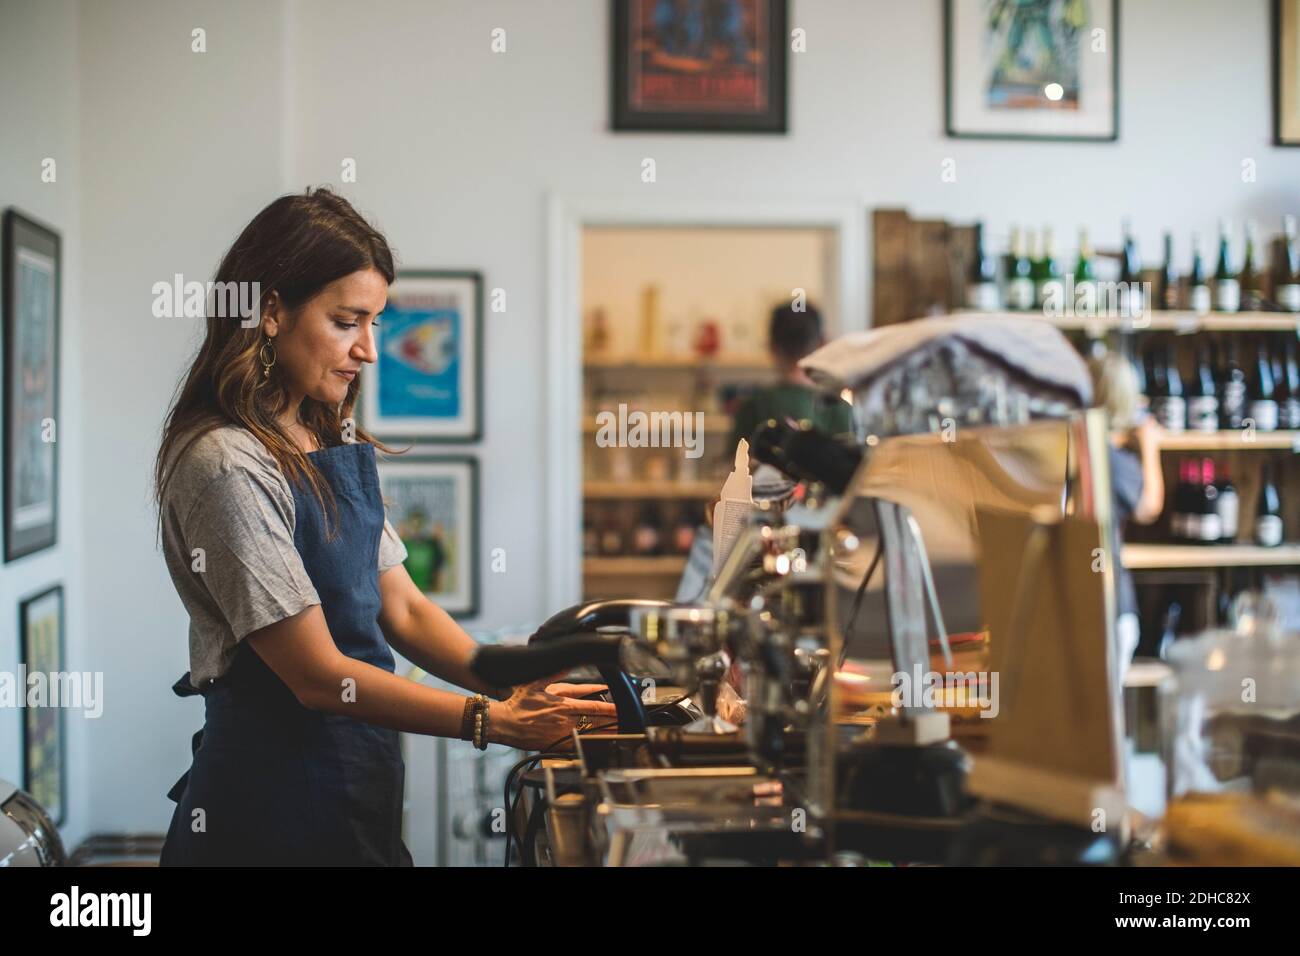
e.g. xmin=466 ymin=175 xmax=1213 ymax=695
xmin=1090 ymin=353 xmax=1165 ymax=676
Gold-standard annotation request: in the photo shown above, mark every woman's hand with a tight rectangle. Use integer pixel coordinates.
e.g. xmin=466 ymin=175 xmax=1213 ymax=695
xmin=489 ymin=678 xmax=618 ymax=751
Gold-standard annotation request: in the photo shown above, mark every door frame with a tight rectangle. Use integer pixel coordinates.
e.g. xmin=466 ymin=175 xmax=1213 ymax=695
xmin=544 ymin=194 xmax=866 ymax=609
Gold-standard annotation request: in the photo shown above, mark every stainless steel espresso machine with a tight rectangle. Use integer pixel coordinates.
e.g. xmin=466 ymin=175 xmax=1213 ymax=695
xmin=472 ymin=315 xmax=1126 ymax=866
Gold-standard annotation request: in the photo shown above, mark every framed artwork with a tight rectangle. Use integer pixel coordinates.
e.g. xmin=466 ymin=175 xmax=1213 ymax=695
xmin=21 ymin=584 xmax=65 ymax=825
xmin=2 ymin=209 xmax=61 ymax=561
xmin=361 ymin=270 xmax=482 ymax=443
xmin=611 ymin=0 xmax=788 ymax=133
xmin=945 ymin=0 xmax=1119 ymax=141
xmin=378 ymin=456 xmax=479 ymax=618
xmin=1277 ymin=0 xmax=1300 ymax=146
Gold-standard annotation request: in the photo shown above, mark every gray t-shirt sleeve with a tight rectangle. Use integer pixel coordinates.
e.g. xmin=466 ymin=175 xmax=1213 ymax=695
xmin=379 ymin=517 xmax=408 ymax=575
xmin=183 ymin=467 xmax=322 ymax=642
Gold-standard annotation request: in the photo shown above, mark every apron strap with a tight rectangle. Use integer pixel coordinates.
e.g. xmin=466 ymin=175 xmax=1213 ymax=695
xmin=167 ymin=672 xmax=206 ymax=802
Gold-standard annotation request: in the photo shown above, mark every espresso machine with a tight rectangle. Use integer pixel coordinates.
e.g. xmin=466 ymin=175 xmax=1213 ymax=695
xmin=472 ymin=315 xmax=1126 ymax=866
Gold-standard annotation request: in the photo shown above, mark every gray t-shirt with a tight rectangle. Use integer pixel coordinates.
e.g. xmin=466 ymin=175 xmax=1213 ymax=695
xmin=159 ymin=425 xmax=408 ymax=686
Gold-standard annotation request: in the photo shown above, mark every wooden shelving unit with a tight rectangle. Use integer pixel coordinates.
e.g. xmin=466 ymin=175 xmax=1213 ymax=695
xmin=583 ymin=480 xmax=718 ymax=499
xmin=584 ymin=556 xmax=689 ymax=576
xmin=1123 ymin=544 xmax=1300 ymax=570
xmin=583 ymin=415 xmax=733 ymax=434
xmin=584 ymin=354 xmax=771 ymax=370
xmin=1150 ymin=430 xmax=1300 ymax=451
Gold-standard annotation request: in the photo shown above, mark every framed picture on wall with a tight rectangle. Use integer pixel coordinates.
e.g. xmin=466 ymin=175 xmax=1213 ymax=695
xmin=361 ymin=271 xmax=482 ymax=443
xmin=21 ymin=584 xmax=65 ymax=825
xmin=1277 ymin=0 xmax=1300 ymax=146
xmin=611 ymin=0 xmax=788 ymax=133
xmin=2 ymin=209 xmax=61 ymax=562
xmin=945 ymin=0 xmax=1119 ymax=141
xmin=378 ymin=456 xmax=479 ymax=618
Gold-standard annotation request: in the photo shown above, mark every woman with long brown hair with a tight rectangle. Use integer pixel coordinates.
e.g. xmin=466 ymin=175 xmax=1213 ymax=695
xmin=155 ymin=187 xmax=613 ymax=866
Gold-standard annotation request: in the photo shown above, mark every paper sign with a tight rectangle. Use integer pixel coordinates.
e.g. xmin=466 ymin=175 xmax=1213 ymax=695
xmin=712 ymin=439 xmax=754 ymax=573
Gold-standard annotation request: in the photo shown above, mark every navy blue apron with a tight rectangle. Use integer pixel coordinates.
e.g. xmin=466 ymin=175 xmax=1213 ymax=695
xmin=161 ymin=441 xmax=413 ymax=866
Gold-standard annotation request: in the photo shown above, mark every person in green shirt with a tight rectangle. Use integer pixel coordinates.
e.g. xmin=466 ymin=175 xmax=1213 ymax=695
xmin=727 ymin=300 xmax=855 ymax=455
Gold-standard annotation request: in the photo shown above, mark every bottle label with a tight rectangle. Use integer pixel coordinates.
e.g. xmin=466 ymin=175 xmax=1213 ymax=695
xmin=1255 ymin=514 xmax=1284 ymax=547
xmin=1247 ymin=400 xmax=1278 ymax=432
xmin=967 ymin=282 xmax=1000 ymax=312
xmin=1284 ymin=398 xmax=1300 ymax=431
xmin=1217 ymin=490 xmax=1239 ymax=540
xmin=1221 ymin=381 xmax=1247 ymax=426
xmin=1184 ymin=512 xmax=1201 ymax=541
xmin=1198 ymin=512 xmax=1223 ymax=542
xmin=1190 ymin=285 xmax=1211 ymax=315
xmin=1215 ymin=279 xmax=1240 ymax=312
xmin=1120 ymin=284 xmax=1145 ymax=318
xmin=1007 ymin=278 xmax=1035 ymax=310
xmin=1187 ymin=396 xmax=1219 ymax=432
xmin=1151 ymin=396 xmax=1186 ymax=432
xmin=1277 ymin=283 xmax=1300 ymax=312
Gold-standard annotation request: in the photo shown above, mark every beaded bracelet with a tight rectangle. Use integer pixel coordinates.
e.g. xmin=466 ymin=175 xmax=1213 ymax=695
xmin=472 ymin=695 xmax=491 ymax=750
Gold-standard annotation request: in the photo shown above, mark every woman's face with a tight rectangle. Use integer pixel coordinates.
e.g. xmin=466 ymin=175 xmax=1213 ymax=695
xmin=266 ymin=268 xmax=388 ymax=406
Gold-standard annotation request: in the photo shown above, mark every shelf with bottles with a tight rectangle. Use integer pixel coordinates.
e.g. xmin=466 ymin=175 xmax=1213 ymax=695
xmin=1126 ymin=454 xmax=1294 ymax=556
xmin=1146 ymin=431 xmax=1300 ymax=452
xmin=961 ymin=214 xmax=1300 ymax=323
xmin=583 ymin=500 xmax=701 ymax=560
xmin=956 ymin=310 xmax=1300 ymax=334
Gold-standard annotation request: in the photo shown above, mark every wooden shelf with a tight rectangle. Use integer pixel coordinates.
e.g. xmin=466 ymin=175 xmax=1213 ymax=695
xmin=1150 ymin=430 xmax=1300 ymax=452
xmin=1123 ymin=543 xmax=1300 ymax=569
xmin=954 ymin=309 xmax=1300 ymax=334
xmin=584 ymin=354 xmax=771 ymax=370
xmin=584 ymin=556 xmax=688 ymax=576
xmin=583 ymin=414 xmax=732 ymax=433
xmin=584 ymin=480 xmax=719 ymax=499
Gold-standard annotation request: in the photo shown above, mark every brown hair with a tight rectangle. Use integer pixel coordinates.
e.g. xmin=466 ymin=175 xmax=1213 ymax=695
xmin=154 ymin=186 xmax=398 ymax=539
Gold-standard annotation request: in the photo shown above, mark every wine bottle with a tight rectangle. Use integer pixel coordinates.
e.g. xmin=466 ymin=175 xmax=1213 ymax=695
xmin=966 ymin=221 xmax=1000 ymax=312
xmin=598 ymin=505 xmax=625 ymax=556
xmin=1118 ymin=219 xmax=1144 ymax=317
xmin=1215 ymin=462 xmax=1239 ymax=543
xmin=1213 ymin=220 xmax=1240 ymax=313
xmin=1276 ymin=215 xmax=1300 ymax=312
xmin=1247 ymin=340 xmax=1278 ymax=432
xmin=1239 ymin=220 xmax=1260 ymax=312
xmin=1148 ymin=344 xmax=1184 ymax=432
xmin=1170 ymin=459 xmax=1190 ymax=540
xmin=631 ymin=503 xmax=662 ymax=556
xmin=1037 ymin=226 xmax=1064 ymax=309
xmin=1075 ymin=226 xmax=1097 ymax=312
xmin=1187 ymin=343 xmax=1220 ymax=432
xmin=1219 ymin=340 xmax=1248 ymax=429
xmin=1188 ymin=232 xmax=1211 ymax=316
xmin=1157 ymin=601 xmax=1182 ymax=660
xmin=1005 ymin=224 xmax=1036 ymax=311
xmin=1280 ymin=335 xmax=1300 ymax=430
xmin=1159 ymin=232 xmax=1180 ymax=310
xmin=1178 ymin=459 xmax=1202 ymax=541
xmin=1195 ymin=458 xmax=1223 ymax=544
xmin=1254 ymin=464 xmax=1284 ymax=547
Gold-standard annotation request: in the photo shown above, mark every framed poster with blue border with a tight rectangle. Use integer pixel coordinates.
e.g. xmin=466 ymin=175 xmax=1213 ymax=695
xmin=377 ymin=456 xmax=479 ymax=618
xmin=362 ymin=270 xmax=483 ymax=443
xmin=20 ymin=583 xmax=66 ymax=826
xmin=2 ymin=209 xmax=61 ymax=562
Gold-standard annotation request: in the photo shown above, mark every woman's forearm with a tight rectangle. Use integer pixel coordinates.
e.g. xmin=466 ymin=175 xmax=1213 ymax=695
xmin=386 ymin=597 xmax=506 ymax=698
xmin=298 ymin=652 xmax=470 ymax=737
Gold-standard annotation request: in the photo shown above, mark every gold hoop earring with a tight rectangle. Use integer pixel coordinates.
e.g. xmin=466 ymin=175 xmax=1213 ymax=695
xmin=259 ymin=338 xmax=277 ymax=379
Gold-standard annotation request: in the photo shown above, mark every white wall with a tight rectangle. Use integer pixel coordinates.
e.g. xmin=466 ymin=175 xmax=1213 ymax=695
xmin=0 ymin=0 xmax=89 ymax=849
xmin=75 ymin=0 xmax=287 ymax=835
xmin=5 ymin=0 xmax=1297 ymax=842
